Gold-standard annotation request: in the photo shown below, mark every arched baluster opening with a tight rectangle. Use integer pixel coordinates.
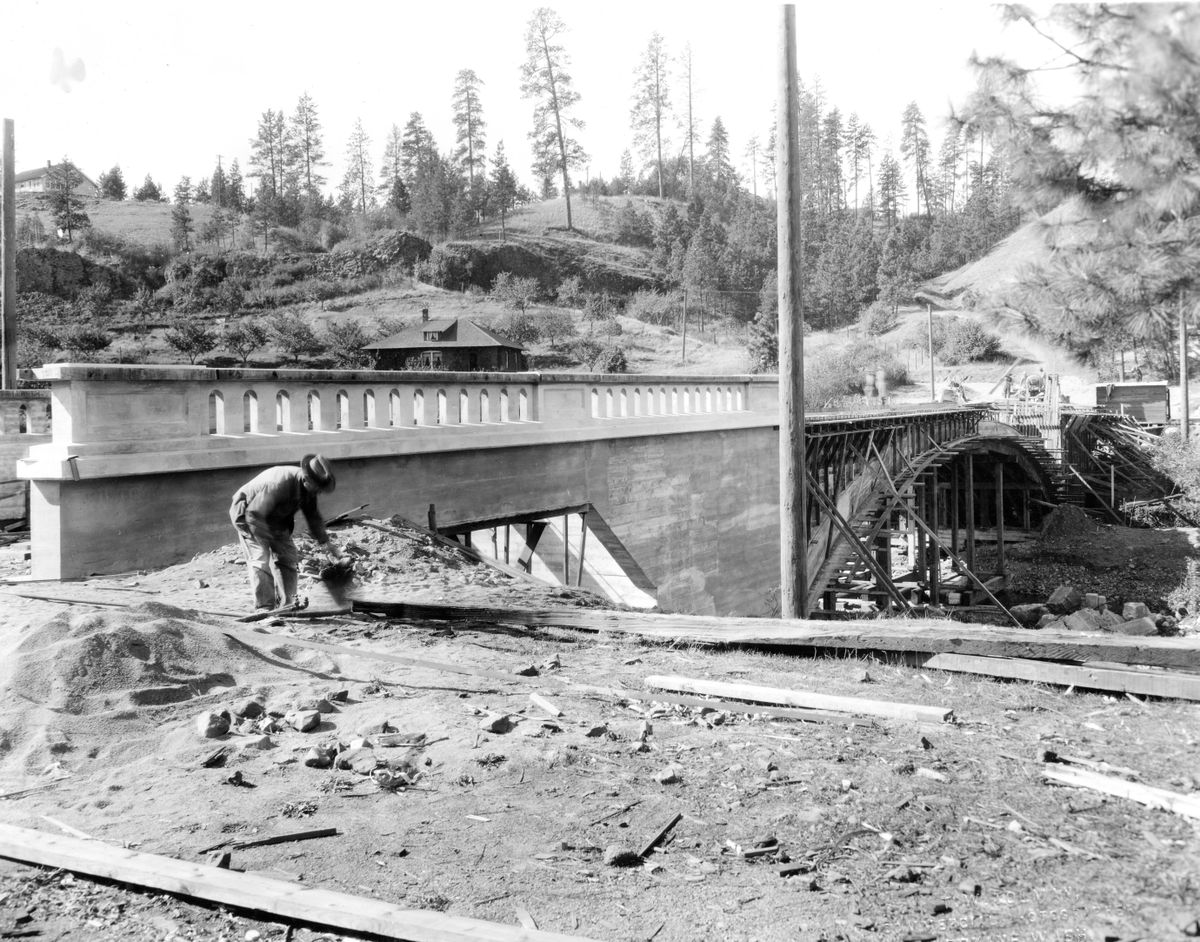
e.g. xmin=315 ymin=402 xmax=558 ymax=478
xmin=590 ymin=389 xmax=600 ymax=418
xmin=633 ymin=388 xmax=642 ymax=416
xmin=619 ymin=388 xmax=628 ymax=417
xmin=336 ymin=390 xmax=350 ymax=429
xmin=389 ymin=389 xmax=401 ymax=427
xmin=605 ymin=389 xmax=614 ymax=418
xmin=437 ymin=389 xmax=448 ymax=425
xmin=518 ymin=389 xmax=529 ymax=420
xmin=307 ymin=391 xmax=321 ymax=431
xmin=413 ymin=389 xmax=425 ymax=426
xmin=243 ymin=391 xmax=258 ymax=433
xmin=363 ymin=390 xmax=376 ymax=427
xmin=459 ymin=389 xmax=470 ymax=423
xmin=479 ymin=389 xmax=491 ymax=423
xmin=500 ymin=388 xmax=510 ymax=422
xmin=276 ymin=391 xmax=291 ymax=432
xmin=208 ymin=392 xmax=224 ymax=434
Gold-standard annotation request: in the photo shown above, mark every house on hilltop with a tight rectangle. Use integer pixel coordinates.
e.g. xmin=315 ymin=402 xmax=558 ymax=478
xmin=15 ymin=161 xmax=98 ymax=197
xmin=364 ymin=312 xmax=528 ymax=371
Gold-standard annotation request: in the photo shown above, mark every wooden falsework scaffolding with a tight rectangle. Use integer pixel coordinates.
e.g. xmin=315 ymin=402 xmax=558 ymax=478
xmin=800 ymin=407 xmax=1056 ymax=626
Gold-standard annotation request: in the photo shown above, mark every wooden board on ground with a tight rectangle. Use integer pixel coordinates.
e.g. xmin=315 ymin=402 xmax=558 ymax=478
xmin=346 ymin=597 xmax=1200 ymax=670
xmin=644 ymin=675 xmax=953 ymax=723
xmin=641 ymin=691 xmax=878 ymax=727
xmin=1043 ymin=766 xmax=1200 ymax=819
xmin=0 ymin=823 xmax=600 ymax=942
xmin=923 ymin=653 xmax=1200 ymax=701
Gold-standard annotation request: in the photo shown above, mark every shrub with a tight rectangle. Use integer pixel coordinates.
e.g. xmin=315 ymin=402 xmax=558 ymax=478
xmin=324 ymin=321 xmax=374 ymax=368
xmin=939 ymin=316 xmax=1001 ymax=364
xmin=490 ymin=272 xmax=540 ymax=312
xmin=539 ymin=309 xmax=577 ymax=348
xmin=591 ymin=345 xmax=628 ymax=373
xmin=164 ymin=316 xmax=218 ymax=364
xmin=495 ymin=309 xmax=540 ymax=346
xmin=556 ymin=275 xmax=585 ymax=307
xmin=81 ymin=228 xmax=129 ymax=256
xmin=613 ymin=201 xmax=653 ymax=247
xmin=59 ymin=324 xmax=114 ymax=362
xmin=571 ymin=337 xmax=603 ymax=366
xmin=626 ymin=288 xmax=682 ymax=326
xmin=222 ymin=320 xmax=268 ymax=366
xmin=267 ymin=310 xmax=324 ymax=363
xmin=860 ymin=300 xmax=898 ymax=336
xmin=583 ymin=292 xmax=618 ymax=322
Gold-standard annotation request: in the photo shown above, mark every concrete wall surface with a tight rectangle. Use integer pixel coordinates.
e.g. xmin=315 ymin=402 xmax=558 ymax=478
xmin=21 ymin=365 xmax=781 ymax=614
xmin=0 ymin=390 xmax=51 ymax=520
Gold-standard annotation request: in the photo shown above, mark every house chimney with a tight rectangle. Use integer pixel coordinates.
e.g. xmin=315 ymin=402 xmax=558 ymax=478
xmin=422 ymin=307 xmax=429 ymax=322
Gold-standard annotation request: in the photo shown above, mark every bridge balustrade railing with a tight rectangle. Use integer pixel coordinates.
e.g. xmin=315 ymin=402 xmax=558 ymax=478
xmin=19 ymin=365 xmax=775 ymax=482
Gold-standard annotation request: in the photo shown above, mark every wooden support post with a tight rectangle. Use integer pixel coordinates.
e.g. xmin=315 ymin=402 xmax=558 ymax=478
xmin=504 ymin=525 xmax=510 ymax=565
xmin=965 ymin=453 xmax=977 ymax=575
xmin=950 ymin=463 xmax=960 ymax=557
xmin=929 ymin=474 xmax=940 ymax=602
xmin=776 ymin=4 xmax=808 ymax=619
xmin=518 ymin=522 xmax=546 ymax=574
xmin=562 ymin=514 xmax=570 ymax=585
xmin=427 ymin=503 xmax=438 ymax=532
xmin=576 ymin=513 xmax=587 ymax=587
xmin=1022 ymin=485 xmax=1031 ymax=531
xmin=995 ymin=463 xmax=1006 ymax=576
xmin=1 ymin=118 xmax=14 ymax=390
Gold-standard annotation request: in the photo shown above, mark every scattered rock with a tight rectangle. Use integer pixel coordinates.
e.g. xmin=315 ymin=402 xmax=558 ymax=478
xmin=1010 ymin=603 xmax=1049 ymax=627
xmin=584 ymin=723 xmax=608 ymax=738
xmin=1096 ymin=611 xmax=1125 ymax=630
xmin=326 ymin=689 xmax=350 ymax=703
xmin=657 ymin=764 xmax=683 ymax=785
xmin=1036 ymin=614 xmax=1064 ymax=630
xmin=603 ymin=844 xmax=642 ymax=867
xmin=480 ymin=714 xmax=515 ymax=734
xmin=315 ymin=698 xmax=338 ymax=714
xmin=1109 ymin=615 xmax=1157 ymax=636
xmin=335 ymin=746 xmax=379 ymax=774
xmin=195 ymin=579 xmax=209 ymax=589
xmin=637 ymin=721 xmax=653 ymax=742
xmin=303 ymin=748 xmax=332 ymax=769
xmin=858 ymin=670 xmax=874 ymax=683
xmin=233 ymin=699 xmax=264 ymax=719
xmin=514 ymin=664 xmax=540 ymax=677
xmin=930 ymin=901 xmax=953 ymax=915
xmin=1047 ymin=585 xmax=1083 ymax=614
xmin=957 ymin=879 xmax=982 ymax=897
xmin=286 ymin=710 xmax=322 ymax=733
xmin=1062 ymin=609 xmax=1103 ymax=632
xmin=1083 ymin=592 xmax=1101 ymax=610
xmin=195 ymin=710 xmax=231 ymax=739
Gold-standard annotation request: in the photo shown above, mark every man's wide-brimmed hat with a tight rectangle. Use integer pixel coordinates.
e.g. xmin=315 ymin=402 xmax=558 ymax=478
xmin=300 ymin=453 xmax=336 ymax=493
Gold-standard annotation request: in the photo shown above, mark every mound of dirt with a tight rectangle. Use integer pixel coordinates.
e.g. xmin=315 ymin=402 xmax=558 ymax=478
xmin=0 ymin=603 xmax=267 ymax=778
xmin=1039 ymin=502 xmax=1104 ymax=543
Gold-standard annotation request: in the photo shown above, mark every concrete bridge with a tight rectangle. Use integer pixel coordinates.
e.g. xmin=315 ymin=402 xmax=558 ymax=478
xmin=16 ymin=365 xmax=1061 ymax=617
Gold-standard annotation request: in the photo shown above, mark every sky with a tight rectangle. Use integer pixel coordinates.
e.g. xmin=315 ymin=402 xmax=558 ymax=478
xmin=0 ymin=1 xmax=1058 ymax=200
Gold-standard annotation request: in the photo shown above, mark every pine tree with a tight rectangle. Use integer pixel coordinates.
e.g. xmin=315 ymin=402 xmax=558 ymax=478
xmin=452 ymin=70 xmax=488 ymax=195
xmin=703 ymin=117 xmax=735 ymax=207
xmin=290 ymin=92 xmax=327 ymax=195
xmin=877 ymin=152 xmax=906 ymax=229
xmin=378 ymin=124 xmax=407 ymax=210
xmin=900 ymin=102 xmax=932 ymax=217
xmin=46 ymin=158 xmax=89 ymax=241
xmin=132 ymin=174 xmax=163 ymax=202
xmin=97 ymin=164 xmax=126 ymax=200
xmin=679 ymin=43 xmax=698 ymax=195
xmin=401 ymin=112 xmax=437 ymax=188
xmin=963 ymin=4 xmax=1200 ymax=359
xmin=339 ymin=119 xmax=374 ymax=214
xmin=227 ymin=160 xmax=245 ymax=212
xmin=249 ymin=109 xmax=289 ymax=200
xmin=210 ymin=160 xmax=228 ymax=209
xmin=631 ymin=32 xmax=671 ymax=199
xmin=521 ymin=7 xmax=587 ymax=230
xmin=490 ymin=141 xmax=519 ymax=240
xmin=171 ymin=177 xmax=194 ymax=252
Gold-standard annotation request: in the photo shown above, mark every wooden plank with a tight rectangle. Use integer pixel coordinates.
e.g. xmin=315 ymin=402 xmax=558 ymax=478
xmin=232 ymin=828 xmax=338 ymax=851
xmin=924 ymin=653 xmax=1200 ymax=701
xmin=637 ymin=812 xmax=682 ymax=858
xmin=344 ymin=597 xmax=1200 ymax=670
xmin=1042 ymin=767 xmax=1200 ymax=820
xmin=644 ymin=675 xmax=952 ymax=723
xmin=0 ymin=824 xmax=599 ymax=942
xmin=640 ymin=691 xmax=875 ymax=726
xmin=529 ymin=693 xmax=564 ymax=717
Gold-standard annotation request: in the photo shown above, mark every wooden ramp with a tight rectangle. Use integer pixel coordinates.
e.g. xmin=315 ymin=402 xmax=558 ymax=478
xmin=348 ymin=595 xmax=1200 ymax=670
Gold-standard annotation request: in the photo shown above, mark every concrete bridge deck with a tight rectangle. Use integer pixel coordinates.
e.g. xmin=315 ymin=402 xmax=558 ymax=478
xmin=17 ymin=364 xmax=1052 ymax=617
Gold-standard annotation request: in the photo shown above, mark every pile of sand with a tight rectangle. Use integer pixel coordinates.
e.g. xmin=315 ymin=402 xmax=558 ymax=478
xmin=0 ymin=602 xmax=327 ymax=779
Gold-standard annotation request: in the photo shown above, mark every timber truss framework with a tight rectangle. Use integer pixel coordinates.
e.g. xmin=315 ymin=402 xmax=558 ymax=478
xmin=803 ymin=407 xmax=1058 ymax=627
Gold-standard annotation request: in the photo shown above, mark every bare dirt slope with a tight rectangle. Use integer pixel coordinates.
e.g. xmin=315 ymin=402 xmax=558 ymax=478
xmin=1 ymin=520 xmax=1200 ymax=941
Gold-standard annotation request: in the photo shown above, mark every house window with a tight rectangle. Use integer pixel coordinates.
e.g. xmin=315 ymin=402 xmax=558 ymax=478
xmin=419 ymin=350 xmax=443 ymax=369
xmin=423 ymin=331 xmax=440 ymax=341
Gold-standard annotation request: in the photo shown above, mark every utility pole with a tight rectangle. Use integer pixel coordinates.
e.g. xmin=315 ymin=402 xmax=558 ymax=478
xmin=777 ymin=5 xmax=808 ymax=619
xmin=2 ymin=118 xmax=15 ymax=390
xmin=927 ymin=303 xmax=936 ymax=402
xmin=1181 ymin=290 xmax=1190 ymax=441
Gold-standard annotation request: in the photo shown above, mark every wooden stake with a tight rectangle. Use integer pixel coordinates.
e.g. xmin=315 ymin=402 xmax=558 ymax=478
xmin=776 ymin=4 xmax=808 ymax=618
xmin=1180 ymin=291 xmax=1190 ymax=441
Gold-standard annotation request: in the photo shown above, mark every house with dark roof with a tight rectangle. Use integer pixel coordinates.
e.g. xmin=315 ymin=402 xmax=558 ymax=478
xmin=15 ymin=161 xmax=98 ymax=197
xmin=363 ymin=314 xmax=528 ymax=371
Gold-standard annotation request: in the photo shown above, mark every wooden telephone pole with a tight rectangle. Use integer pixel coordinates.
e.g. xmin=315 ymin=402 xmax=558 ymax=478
xmin=777 ymin=5 xmax=808 ymax=619
xmin=2 ymin=119 xmax=15 ymax=390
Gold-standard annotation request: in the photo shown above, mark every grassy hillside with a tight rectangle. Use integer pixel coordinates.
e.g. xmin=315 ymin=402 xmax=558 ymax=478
xmin=16 ymin=194 xmax=224 ymax=248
